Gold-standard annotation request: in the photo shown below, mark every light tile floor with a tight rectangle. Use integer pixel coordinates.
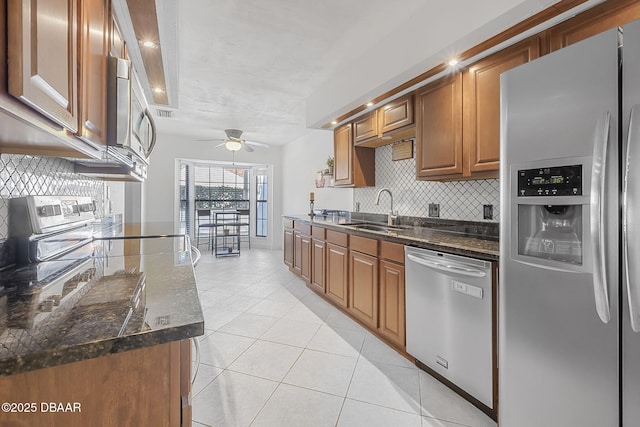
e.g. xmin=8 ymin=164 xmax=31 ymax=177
xmin=192 ymin=248 xmax=496 ymax=427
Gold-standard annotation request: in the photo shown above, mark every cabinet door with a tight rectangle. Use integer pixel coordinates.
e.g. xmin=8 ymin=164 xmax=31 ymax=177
xmin=79 ymin=0 xmax=110 ymax=147
xmin=463 ymin=36 xmax=541 ymax=176
xmin=354 ymin=110 xmax=378 ymax=144
xmin=326 ymin=243 xmax=348 ymax=308
xmin=379 ymin=94 xmax=414 ymax=135
xmin=334 ymin=123 xmax=353 ymax=186
xmin=549 ymin=1 xmax=640 ymax=51
xmin=110 ymin=16 xmax=126 ymax=59
xmin=8 ymin=0 xmax=79 ymax=132
xmin=300 ymin=234 xmax=312 ymax=283
xmin=293 ymin=230 xmax=302 ymax=276
xmin=334 ymin=123 xmax=375 ymax=187
xmin=349 ymin=251 xmax=378 ymax=329
xmin=379 ymin=260 xmax=405 ymax=348
xmin=311 ymin=239 xmax=326 ymax=293
xmin=284 ymin=229 xmax=294 ymax=268
xmin=415 ymin=73 xmax=463 ymax=179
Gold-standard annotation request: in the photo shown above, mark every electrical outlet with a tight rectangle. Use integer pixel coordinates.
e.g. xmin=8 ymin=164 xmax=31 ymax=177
xmin=428 ymin=203 xmax=440 ymax=218
xmin=483 ymin=204 xmax=494 ymax=220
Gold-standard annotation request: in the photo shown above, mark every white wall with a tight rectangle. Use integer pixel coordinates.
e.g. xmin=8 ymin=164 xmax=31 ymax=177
xmin=282 ymin=129 xmax=353 ymax=214
xmin=144 ymin=132 xmax=284 ymax=248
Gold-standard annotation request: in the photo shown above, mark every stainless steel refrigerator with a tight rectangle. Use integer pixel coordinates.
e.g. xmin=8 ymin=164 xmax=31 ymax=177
xmin=500 ymin=21 xmax=640 ymax=426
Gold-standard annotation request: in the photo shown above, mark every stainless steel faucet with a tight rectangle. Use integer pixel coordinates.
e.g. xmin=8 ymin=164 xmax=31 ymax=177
xmin=375 ymin=188 xmax=397 ymax=225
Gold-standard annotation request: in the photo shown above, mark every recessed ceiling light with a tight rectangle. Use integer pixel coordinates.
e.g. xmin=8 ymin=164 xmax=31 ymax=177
xmin=153 ymin=87 xmax=165 ymax=94
xmin=366 ymin=102 xmax=374 ymax=107
xmin=141 ymin=40 xmax=157 ymax=48
xmin=448 ymin=58 xmax=459 ymax=67
xmin=331 ymin=120 xmax=337 ymax=125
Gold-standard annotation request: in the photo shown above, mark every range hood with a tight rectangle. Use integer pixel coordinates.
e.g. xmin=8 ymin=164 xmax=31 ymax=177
xmin=74 ymin=151 xmax=147 ymax=182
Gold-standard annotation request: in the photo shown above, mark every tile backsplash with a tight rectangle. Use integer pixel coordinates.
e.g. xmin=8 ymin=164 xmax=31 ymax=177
xmin=353 ymin=143 xmax=500 ymax=222
xmin=0 ymin=154 xmax=103 ymax=239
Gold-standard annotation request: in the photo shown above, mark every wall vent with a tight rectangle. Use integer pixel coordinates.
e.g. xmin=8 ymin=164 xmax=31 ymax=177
xmin=157 ymin=109 xmax=173 ymax=118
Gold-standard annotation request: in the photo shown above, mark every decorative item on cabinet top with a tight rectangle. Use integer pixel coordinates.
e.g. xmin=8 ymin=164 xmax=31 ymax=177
xmin=315 ymin=156 xmax=335 ymax=188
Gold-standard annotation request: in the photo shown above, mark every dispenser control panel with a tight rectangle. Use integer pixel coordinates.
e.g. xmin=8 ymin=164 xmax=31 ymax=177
xmin=517 ymin=165 xmax=582 ymax=196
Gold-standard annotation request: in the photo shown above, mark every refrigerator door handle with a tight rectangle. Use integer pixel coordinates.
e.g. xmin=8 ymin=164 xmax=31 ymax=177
xmin=591 ymin=112 xmax=611 ymax=324
xmin=624 ymin=105 xmax=640 ymax=332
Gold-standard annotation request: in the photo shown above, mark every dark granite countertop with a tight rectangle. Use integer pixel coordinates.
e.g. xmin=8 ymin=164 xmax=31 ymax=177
xmin=0 ymin=234 xmax=204 ymax=376
xmin=284 ymin=213 xmax=499 ymax=261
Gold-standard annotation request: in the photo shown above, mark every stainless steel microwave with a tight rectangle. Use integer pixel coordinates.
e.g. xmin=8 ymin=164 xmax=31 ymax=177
xmin=106 ymin=56 xmax=156 ymax=164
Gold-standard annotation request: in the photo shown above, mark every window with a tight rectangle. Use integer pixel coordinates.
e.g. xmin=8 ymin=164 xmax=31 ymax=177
xmin=178 ymin=163 xmax=190 ymax=235
xmin=193 ymin=165 xmax=250 ymax=211
xmin=256 ymin=174 xmax=268 ymax=237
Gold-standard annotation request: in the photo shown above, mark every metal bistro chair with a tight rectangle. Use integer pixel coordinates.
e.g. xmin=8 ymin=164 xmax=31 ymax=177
xmin=195 ymin=209 xmax=216 ymax=251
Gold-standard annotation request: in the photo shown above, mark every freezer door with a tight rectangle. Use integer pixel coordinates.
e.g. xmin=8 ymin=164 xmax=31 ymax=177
xmin=500 ymin=28 xmax=619 ymax=427
xmin=623 ymin=19 xmax=640 ymax=427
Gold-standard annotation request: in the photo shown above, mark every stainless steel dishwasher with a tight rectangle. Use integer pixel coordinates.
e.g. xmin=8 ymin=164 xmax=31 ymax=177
xmin=405 ymin=246 xmax=493 ymax=409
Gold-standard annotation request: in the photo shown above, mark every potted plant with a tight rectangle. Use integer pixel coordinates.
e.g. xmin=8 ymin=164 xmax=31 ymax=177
xmin=326 ymin=156 xmax=334 ymax=176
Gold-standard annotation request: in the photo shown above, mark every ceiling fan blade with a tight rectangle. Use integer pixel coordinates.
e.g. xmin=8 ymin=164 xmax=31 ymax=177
xmin=244 ymin=140 xmax=270 ymax=148
xmin=243 ymin=144 xmax=254 ymax=152
xmin=196 ymin=138 xmax=226 ymax=142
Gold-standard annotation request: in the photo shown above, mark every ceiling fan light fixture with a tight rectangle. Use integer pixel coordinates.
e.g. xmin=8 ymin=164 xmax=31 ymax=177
xmin=225 ymin=140 xmax=242 ymax=151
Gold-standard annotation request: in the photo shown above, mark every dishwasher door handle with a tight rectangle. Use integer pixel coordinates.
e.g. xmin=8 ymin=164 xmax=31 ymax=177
xmin=406 ymin=253 xmax=487 ymax=278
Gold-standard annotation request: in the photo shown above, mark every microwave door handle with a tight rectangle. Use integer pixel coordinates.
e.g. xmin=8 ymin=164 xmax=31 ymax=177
xmin=591 ymin=111 xmax=612 ymax=324
xmin=624 ymin=105 xmax=640 ymax=332
xmin=145 ymin=108 xmax=157 ymax=157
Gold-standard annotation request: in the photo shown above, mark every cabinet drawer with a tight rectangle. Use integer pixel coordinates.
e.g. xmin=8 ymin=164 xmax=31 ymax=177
xmin=311 ymin=226 xmax=326 ymax=240
xmin=283 ymin=218 xmax=294 ymax=229
xmin=350 ymin=235 xmax=378 ymax=256
xmin=294 ymin=221 xmax=311 ymax=235
xmin=380 ymin=241 xmax=405 ymax=264
xmin=326 ymin=230 xmax=348 ymax=247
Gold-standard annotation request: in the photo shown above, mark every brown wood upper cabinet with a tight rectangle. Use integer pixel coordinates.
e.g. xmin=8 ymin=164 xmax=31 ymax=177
xmin=416 ymin=36 xmax=542 ymax=180
xmin=353 ymin=95 xmax=415 ymax=147
xmin=334 ymin=123 xmax=375 ymax=188
xmin=79 ymin=0 xmax=111 ymax=147
xmin=548 ymin=0 xmax=640 ymax=51
xmin=415 ymin=72 xmax=463 ymax=178
xmin=8 ymin=0 xmax=80 ymax=133
xmin=353 ymin=110 xmax=378 ymax=144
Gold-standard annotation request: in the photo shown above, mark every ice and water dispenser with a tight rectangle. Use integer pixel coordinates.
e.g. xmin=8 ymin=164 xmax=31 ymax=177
xmin=516 ymin=164 xmax=584 ymax=265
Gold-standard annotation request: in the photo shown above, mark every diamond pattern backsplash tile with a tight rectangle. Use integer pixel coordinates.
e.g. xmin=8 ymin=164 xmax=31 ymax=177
xmin=353 ymin=143 xmax=500 ymax=222
xmin=0 ymin=154 xmax=103 ymax=239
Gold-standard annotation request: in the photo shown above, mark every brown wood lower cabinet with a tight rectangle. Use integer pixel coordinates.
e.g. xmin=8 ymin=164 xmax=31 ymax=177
xmin=293 ymin=230 xmax=302 ymax=275
xmin=349 ymin=250 xmax=378 ymax=329
xmin=300 ymin=234 xmax=312 ymax=283
xmin=326 ymin=242 xmax=349 ymax=307
xmin=310 ymin=238 xmax=326 ymax=293
xmin=284 ymin=227 xmax=294 ymax=268
xmin=0 ymin=340 xmax=191 ymax=427
xmin=283 ymin=223 xmax=407 ymax=352
xmin=379 ymin=259 xmax=406 ymax=348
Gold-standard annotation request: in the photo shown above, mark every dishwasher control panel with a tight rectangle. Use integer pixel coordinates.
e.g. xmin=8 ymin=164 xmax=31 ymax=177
xmin=451 ymin=280 xmax=484 ymax=299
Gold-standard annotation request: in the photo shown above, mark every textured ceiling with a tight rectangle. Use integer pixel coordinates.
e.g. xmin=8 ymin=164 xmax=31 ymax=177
xmin=152 ymin=0 xmax=596 ymax=147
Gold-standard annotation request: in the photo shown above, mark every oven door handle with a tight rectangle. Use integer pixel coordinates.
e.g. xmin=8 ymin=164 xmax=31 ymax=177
xmin=406 ymin=253 xmax=487 ymax=278
xmin=590 ymin=111 xmax=611 ymax=324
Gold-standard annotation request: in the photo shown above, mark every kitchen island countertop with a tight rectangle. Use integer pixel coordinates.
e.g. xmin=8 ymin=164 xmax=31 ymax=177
xmin=0 ymin=234 xmax=204 ymax=376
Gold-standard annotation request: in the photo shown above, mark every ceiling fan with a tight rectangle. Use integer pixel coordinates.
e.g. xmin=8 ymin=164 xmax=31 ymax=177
xmin=198 ymin=129 xmax=270 ymax=152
